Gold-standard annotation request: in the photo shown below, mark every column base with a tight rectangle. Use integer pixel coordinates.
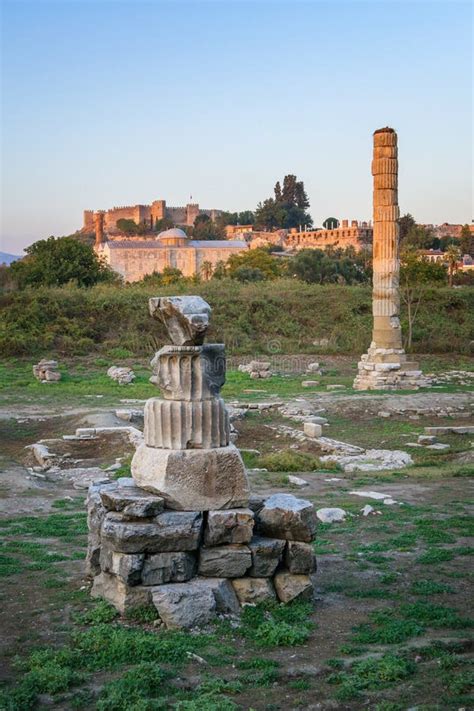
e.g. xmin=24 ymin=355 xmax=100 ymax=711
xmin=131 ymin=443 xmax=250 ymax=511
xmin=353 ymin=346 xmax=432 ymax=391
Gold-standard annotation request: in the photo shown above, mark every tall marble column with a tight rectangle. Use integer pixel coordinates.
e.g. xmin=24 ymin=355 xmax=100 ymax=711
xmin=353 ymin=128 xmax=430 ymax=390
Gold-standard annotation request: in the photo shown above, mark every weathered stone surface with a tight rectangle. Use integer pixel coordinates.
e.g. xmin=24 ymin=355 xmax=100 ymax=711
xmin=101 ymin=511 xmax=203 ymax=553
xmin=256 ymin=494 xmax=317 ymax=542
xmin=321 ymin=449 xmax=413 ymax=473
xmin=33 ymin=359 xmax=61 ymax=382
xmin=248 ymin=536 xmax=285 ymax=577
xmin=91 ymin=572 xmax=151 ymax=613
xmin=232 ymin=577 xmax=276 ymax=604
xmin=316 ymin=507 xmax=346 ymax=523
xmin=100 ymin=484 xmax=164 ymax=518
xmin=152 ymin=581 xmax=216 ymax=629
xmin=204 ymin=509 xmax=254 ymax=546
xmin=86 ymin=483 xmax=111 ymax=576
xmin=149 ymin=296 xmax=211 ymax=346
xmin=107 ymin=366 xmax=135 ymax=385
xmin=424 ymin=425 xmax=474 ymax=435
xmin=284 ymin=541 xmax=317 ymax=574
xmin=304 ymin=422 xmax=322 ymax=438
xmin=132 ymin=443 xmax=249 ymax=511
xmin=199 ymin=545 xmax=251 ymax=577
xmin=274 ymin=571 xmax=314 ymax=603
xmin=100 ymin=549 xmax=144 ymax=585
xmin=141 ymin=551 xmax=196 ymax=585
xmin=203 ymin=577 xmax=241 ymax=614
xmin=144 ymin=396 xmax=229 ymax=449
xmin=248 ymin=495 xmax=265 ymax=513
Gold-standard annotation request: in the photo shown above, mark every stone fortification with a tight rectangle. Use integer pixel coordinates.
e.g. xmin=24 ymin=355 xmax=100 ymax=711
xmin=86 ymin=295 xmax=317 ymax=627
xmin=353 ymin=128 xmax=430 ymax=390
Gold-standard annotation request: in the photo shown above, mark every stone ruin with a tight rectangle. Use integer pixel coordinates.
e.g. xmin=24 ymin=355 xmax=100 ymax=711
xmin=32 ymin=359 xmax=61 ymax=382
xmin=353 ymin=127 xmax=431 ymax=391
xmin=238 ymin=360 xmax=272 ymax=379
xmin=87 ymin=296 xmax=317 ymax=628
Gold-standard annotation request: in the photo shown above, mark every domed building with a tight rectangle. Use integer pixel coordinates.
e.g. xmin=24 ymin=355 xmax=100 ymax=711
xmin=93 ymin=215 xmax=248 ymax=282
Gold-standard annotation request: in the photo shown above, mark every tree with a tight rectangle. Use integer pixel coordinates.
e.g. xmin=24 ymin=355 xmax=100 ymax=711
xmin=323 ymin=217 xmax=339 ymax=230
xmin=226 ymin=248 xmax=281 ymax=280
xmin=444 ymin=245 xmax=462 ymax=287
xmin=256 ymin=174 xmax=312 ymax=229
xmin=274 ymin=181 xmax=282 ymax=202
xmin=290 ymin=248 xmax=369 ymax=285
xmin=9 ymin=236 xmax=117 ymax=288
xmin=200 ymin=260 xmax=213 ymax=281
xmin=192 ymin=214 xmax=225 ymax=240
xmin=231 ymin=266 xmax=265 ymax=282
xmin=400 ymin=250 xmax=447 ymax=349
xmin=154 ymin=217 xmax=174 ymax=232
xmin=116 ymin=219 xmax=148 ymax=235
xmin=460 ymin=224 xmax=474 ymax=257
xmin=398 ymin=213 xmax=434 ymax=250
xmin=254 ymin=199 xmax=285 ymax=230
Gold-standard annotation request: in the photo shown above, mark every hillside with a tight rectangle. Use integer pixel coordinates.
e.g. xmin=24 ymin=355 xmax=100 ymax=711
xmin=0 ymin=251 xmax=20 ymax=265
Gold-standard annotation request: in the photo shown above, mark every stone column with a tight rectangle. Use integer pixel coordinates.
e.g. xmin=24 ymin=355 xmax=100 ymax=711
xmin=132 ymin=296 xmax=249 ymax=510
xmin=353 ymin=128 xmax=430 ymax=391
xmin=94 ymin=211 xmax=105 ymax=247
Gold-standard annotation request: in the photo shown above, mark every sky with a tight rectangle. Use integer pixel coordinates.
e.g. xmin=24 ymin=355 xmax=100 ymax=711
xmin=1 ymin=0 xmax=472 ymax=255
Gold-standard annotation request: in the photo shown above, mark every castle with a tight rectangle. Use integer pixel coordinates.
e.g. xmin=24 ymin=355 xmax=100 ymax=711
xmin=84 ymin=199 xmax=222 ymax=234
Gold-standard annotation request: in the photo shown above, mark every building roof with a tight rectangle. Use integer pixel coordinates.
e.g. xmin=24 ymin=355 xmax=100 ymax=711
xmin=158 ymin=227 xmax=188 ymax=240
xmin=106 ymin=240 xmax=247 ymax=250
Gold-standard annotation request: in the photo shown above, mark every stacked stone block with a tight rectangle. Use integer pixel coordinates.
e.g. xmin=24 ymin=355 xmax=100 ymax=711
xmin=87 ymin=481 xmax=317 ymax=628
xmin=353 ymin=128 xmax=430 ymax=391
xmin=32 ymin=359 xmax=61 ymax=382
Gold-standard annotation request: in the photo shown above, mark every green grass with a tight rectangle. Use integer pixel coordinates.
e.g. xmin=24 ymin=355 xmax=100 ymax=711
xmin=327 ymin=653 xmax=416 ymax=701
xmin=410 ymin=580 xmax=454 ymax=595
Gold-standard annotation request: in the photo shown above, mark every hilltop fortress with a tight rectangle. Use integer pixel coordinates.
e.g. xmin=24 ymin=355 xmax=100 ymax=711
xmin=84 ymin=199 xmax=222 ymax=234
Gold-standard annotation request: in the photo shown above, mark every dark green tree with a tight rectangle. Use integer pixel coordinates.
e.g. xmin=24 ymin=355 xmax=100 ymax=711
xmin=460 ymin=224 xmax=474 ymax=257
xmin=290 ymin=248 xmax=368 ymax=285
xmin=398 ymin=213 xmax=434 ymax=249
xmin=192 ymin=214 xmax=225 ymax=240
xmin=9 ymin=237 xmax=117 ymax=288
xmin=323 ymin=217 xmax=339 ymax=230
xmin=400 ymin=249 xmax=447 ymax=348
xmin=274 ymin=181 xmax=282 ymax=202
xmin=226 ymin=248 xmax=281 ymax=280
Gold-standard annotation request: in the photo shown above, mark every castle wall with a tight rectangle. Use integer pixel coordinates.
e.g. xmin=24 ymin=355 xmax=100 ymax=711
xmin=286 ymin=223 xmax=372 ymax=252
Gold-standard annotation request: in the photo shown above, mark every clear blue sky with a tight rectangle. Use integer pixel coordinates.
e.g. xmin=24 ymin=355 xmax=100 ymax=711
xmin=1 ymin=0 xmax=472 ymax=254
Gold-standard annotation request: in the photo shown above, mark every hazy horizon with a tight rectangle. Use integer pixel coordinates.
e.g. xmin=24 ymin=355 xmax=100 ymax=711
xmin=1 ymin=0 xmax=472 ymax=255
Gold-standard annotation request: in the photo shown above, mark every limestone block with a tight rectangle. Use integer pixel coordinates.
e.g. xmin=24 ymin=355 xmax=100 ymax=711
xmin=373 ymin=205 xmax=400 ymax=222
xmin=304 ymin=422 xmax=322 ymax=438
xmin=99 ymin=483 xmax=164 ymax=518
xmin=101 ymin=511 xmax=203 ymax=553
xmin=152 ymin=581 xmax=216 ymax=629
xmin=302 ymin=380 xmax=319 ymax=388
xmin=141 ymin=551 xmax=196 ymax=585
xmin=150 ymin=344 xmax=225 ymax=401
xmin=232 ymin=577 xmax=276 ymax=604
xmin=100 ymin=549 xmax=144 ymax=585
xmin=373 ymin=146 xmax=398 ymax=160
xmin=149 ymin=295 xmax=211 ymax=346
xmin=204 ymin=577 xmax=241 ymax=614
xmin=91 ymin=572 xmax=151 ymax=614
xmin=198 ymin=544 xmax=252 ymax=577
xmin=273 ymin=571 xmax=314 ymax=603
xmin=204 ymin=509 xmax=255 ymax=546
xmin=256 ymin=494 xmax=317 ymax=542
xmin=284 ymin=541 xmax=317 ymax=575
xmin=373 ymin=189 xmax=398 ymax=206
xmin=374 ymin=130 xmax=397 ymax=147
xmin=131 ymin=443 xmax=250 ymax=511
xmin=86 ymin=484 xmax=110 ymax=576
xmin=375 ymin=363 xmax=401 ymax=372
xmin=248 ymin=536 xmax=285 ymax=577
xmin=44 ymin=370 xmax=61 ymax=382
xmin=144 ymin=397 xmax=229 ymax=449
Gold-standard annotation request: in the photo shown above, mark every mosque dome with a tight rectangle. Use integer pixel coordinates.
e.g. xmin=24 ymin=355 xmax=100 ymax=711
xmin=158 ymin=227 xmax=188 ymax=246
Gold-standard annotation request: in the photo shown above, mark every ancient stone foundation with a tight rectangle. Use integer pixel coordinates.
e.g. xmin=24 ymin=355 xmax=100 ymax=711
xmin=353 ymin=127 xmax=430 ymax=391
xmin=87 ymin=483 xmax=317 ymax=628
xmin=86 ymin=295 xmax=317 ymax=627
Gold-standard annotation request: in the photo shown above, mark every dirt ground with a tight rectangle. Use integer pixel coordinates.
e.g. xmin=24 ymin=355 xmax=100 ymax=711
xmin=0 ymin=376 xmax=473 ymax=710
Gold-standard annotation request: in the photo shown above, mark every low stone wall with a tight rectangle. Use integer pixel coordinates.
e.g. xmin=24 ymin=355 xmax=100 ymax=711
xmin=87 ymin=479 xmax=317 ymax=629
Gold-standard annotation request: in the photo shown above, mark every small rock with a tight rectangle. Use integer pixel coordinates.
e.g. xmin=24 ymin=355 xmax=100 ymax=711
xmin=107 ymin=366 xmax=135 ymax=385
xmin=361 ymin=505 xmax=374 ymax=516
xmin=302 ymin=380 xmax=319 ymax=388
xmin=377 ymin=411 xmax=391 ymax=418
xmin=288 ymin=475 xmax=309 ymax=487
xmin=304 ymin=422 xmax=322 ymax=438
xmin=232 ymin=577 xmax=276 ymax=604
xmin=316 ymin=507 xmax=346 ymax=523
xmin=273 ymin=571 xmax=313 ymax=603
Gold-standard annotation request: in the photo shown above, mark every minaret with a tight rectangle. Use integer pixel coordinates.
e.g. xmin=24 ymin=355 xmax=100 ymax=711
xmin=353 ymin=128 xmax=430 ymax=390
xmin=94 ymin=211 xmax=105 ymax=248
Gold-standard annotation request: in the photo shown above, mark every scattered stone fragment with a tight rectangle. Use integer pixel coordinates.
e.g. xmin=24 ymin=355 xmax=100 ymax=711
xmin=424 ymin=425 xmax=474 ymax=435
xmin=326 ymin=384 xmax=345 ymax=390
xmin=349 ymin=490 xmax=393 ymax=501
xmin=149 ymin=295 xmax=211 ymax=346
xmin=304 ymin=422 xmax=322 ymax=438
xmin=91 ymin=572 xmax=151 ymax=613
xmin=248 ymin=537 xmax=285 ymax=577
xmin=377 ymin=411 xmax=391 ymax=418
xmin=316 ymin=508 xmax=346 ymax=523
xmin=287 ymin=475 xmax=308 ymax=488
xmin=302 ymin=380 xmax=319 ymax=388
xmin=418 ymin=435 xmax=437 ymax=445
xmin=199 ymin=545 xmax=251 ymax=578
xmin=33 ymin=359 xmax=61 ymax=382
xmin=273 ymin=571 xmax=313 ymax=603
xmin=232 ymin=577 xmax=276 ymax=604
xmin=204 ymin=509 xmax=254 ymax=546
xmin=142 ymin=551 xmax=196 ymax=585
xmin=107 ymin=366 xmax=135 ymax=385
xmin=256 ymin=494 xmax=317 ymax=542
xmin=361 ymin=505 xmax=374 ymax=516
xmin=284 ymin=541 xmax=317 ymax=574
xmin=322 ymin=449 xmax=413 ymax=473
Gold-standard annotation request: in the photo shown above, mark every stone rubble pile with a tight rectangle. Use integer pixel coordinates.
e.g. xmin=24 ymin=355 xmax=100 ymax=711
xmin=87 ymin=295 xmax=318 ymax=628
xmin=238 ymin=361 xmax=273 ymax=379
xmin=32 ymin=359 xmax=61 ymax=382
xmin=107 ymin=366 xmax=136 ymax=385
xmin=87 ymin=483 xmax=317 ymax=628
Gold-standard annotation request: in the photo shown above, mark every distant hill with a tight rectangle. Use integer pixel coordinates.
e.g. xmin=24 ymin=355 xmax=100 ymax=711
xmin=0 ymin=251 xmax=20 ymax=265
